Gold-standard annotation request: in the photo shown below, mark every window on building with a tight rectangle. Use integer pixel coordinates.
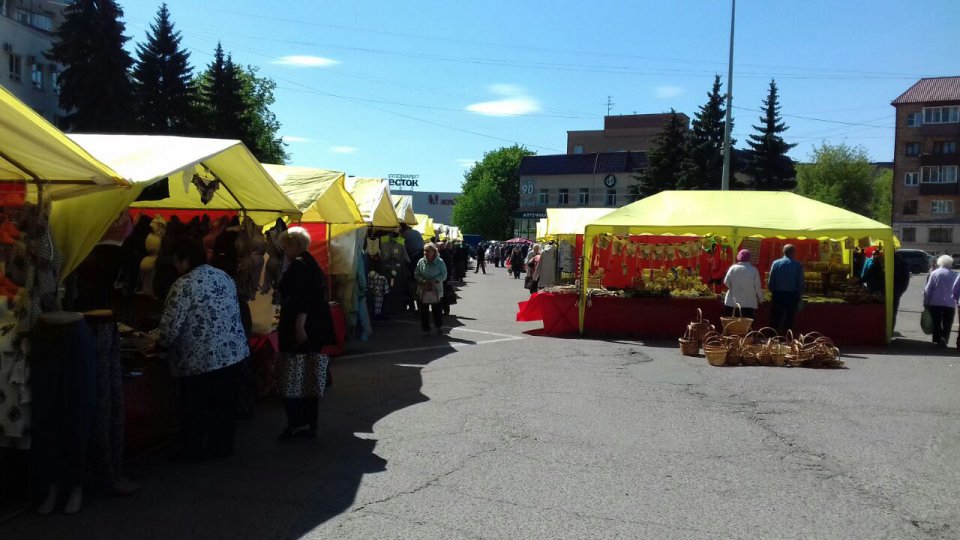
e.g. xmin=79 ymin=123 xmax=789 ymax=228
xmin=30 ymin=62 xmax=42 ymax=90
xmin=931 ymin=200 xmax=955 ymax=214
xmin=934 ymin=141 xmax=957 ymax=155
xmin=904 ymin=172 xmax=919 ymax=186
xmin=578 ymin=188 xmax=589 ymax=205
xmin=903 ymin=200 xmax=918 ymax=215
xmin=8 ymin=54 xmax=22 ymax=82
xmin=922 ymin=165 xmax=958 ymax=184
xmin=901 ymin=227 xmax=916 ymax=243
xmin=905 ymin=142 xmax=921 ymax=156
xmin=558 ymin=188 xmax=569 ymax=205
xmin=605 ymin=189 xmax=617 ymax=206
xmin=943 ymin=166 xmax=959 ymax=183
xmin=31 ymin=13 xmax=53 ymax=32
xmin=573 ymin=145 xmax=584 ymax=154
xmin=929 ymin=227 xmax=953 ymax=243
xmin=906 ymin=112 xmax=923 ymax=127
xmin=537 ymin=188 xmax=548 ymax=205
xmin=14 ymin=8 xmax=30 ymax=25
xmin=923 ymin=106 xmax=960 ymax=124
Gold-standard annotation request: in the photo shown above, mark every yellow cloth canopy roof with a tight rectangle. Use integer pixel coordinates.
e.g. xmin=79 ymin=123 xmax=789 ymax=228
xmin=546 ymin=208 xmax=614 ymax=236
xmin=414 ymin=213 xmax=434 ymax=240
xmin=581 ymin=190 xmax=896 ymax=341
xmin=346 ymin=177 xmax=399 ymax=228
xmin=0 ymin=85 xmax=126 ymax=186
xmin=262 ymin=164 xmax=363 ymax=225
xmin=391 ymin=195 xmax=418 ymax=225
xmin=54 ymin=135 xmax=301 ymax=276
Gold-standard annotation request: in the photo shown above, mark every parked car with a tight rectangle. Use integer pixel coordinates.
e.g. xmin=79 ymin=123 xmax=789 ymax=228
xmin=897 ymin=249 xmax=933 ymax=274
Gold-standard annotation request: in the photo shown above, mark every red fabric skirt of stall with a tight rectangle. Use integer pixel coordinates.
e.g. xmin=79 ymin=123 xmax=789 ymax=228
xmin=518 ymin=293 xmax=885 ymax=346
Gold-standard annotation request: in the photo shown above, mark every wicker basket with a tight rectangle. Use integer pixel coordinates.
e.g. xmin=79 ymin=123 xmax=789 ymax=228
xmin=702 ymin=333 xmax=729 ymax=367
xmin=689 ymin=308 xmax=715 ymax=343
xmin=739 ymin=330 xmax=764 ymax=366
xmin=763 ymin=330 xmax=793 ymax=367
xmin=720 ymin=303 xmax=753 ymax=336
xmin=722 ymin=334 xmax=743 ymax=365
xmin=679 ymin=324 xmax=699 ymax=357
xmin=801 ymin=333 xmax=843 ymax=368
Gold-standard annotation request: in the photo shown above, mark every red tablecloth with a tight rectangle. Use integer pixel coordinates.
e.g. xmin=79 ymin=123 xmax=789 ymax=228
xmin=518 ymin=292 xmax=886 ymax=346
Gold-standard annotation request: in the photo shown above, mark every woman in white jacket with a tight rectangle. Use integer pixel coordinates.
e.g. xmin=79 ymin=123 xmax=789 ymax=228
xmin=723 ymin=249 xmax=764 ymax=318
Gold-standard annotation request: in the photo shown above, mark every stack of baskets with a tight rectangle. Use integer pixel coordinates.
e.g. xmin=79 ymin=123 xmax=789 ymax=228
xmin=678 ymin=308 xmax=715 ymax=357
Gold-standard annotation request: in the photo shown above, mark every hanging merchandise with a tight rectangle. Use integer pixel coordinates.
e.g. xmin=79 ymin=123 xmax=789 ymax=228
xmin=191 ymin=174 xmax=221 ymax=205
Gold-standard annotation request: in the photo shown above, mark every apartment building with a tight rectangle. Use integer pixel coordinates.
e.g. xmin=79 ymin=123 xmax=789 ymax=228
xmin=1 ymin=0 xmax=66 ymax=124
xmin=892 ymin=77 xmax=960 ymax=253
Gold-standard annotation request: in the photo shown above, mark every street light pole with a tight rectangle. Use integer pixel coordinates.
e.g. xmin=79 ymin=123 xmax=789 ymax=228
xmin=721 ymin=0 xmax=736 ymax=191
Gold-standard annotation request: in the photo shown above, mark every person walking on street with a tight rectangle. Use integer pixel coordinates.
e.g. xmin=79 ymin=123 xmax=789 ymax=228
xmin=723 ymin=249 xmax=764 ymax=318
xmin=510 ymin=248 xmax=524 ymax=279
xmin=926 ymin=254 xmax=957 ymax=347
xmin=415 ymin=243 xmax=448 ymax=336
xmin=475 ymin=244 xmax=486 ymax=274
xmin=767 ymin=244 xmax=804 ymax=335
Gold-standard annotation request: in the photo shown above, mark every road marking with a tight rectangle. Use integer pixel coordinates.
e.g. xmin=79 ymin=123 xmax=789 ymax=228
xmin=338 ymin=335 xmax=524 ymax=361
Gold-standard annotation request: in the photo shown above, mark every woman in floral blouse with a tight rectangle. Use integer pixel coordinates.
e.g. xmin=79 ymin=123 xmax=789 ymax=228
xmin=158 ymin=236 xmax=249 ymax=461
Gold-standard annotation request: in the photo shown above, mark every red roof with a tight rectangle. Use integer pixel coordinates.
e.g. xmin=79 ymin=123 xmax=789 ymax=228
xmin=892 ymin=77 xmax=960 ymax=105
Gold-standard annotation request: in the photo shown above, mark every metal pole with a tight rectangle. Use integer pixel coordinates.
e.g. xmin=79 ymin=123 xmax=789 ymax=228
xmin=721 ymin=0 xmax=736 ymax=191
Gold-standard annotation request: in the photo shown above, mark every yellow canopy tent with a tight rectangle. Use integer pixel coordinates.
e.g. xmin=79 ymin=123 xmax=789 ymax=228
xmin=391 ymin=195 xmax=418 ymax=226
xmin=535 ymin=218 xmax=548 ymax=242
xmin=346 ymin=177 xmax=400 ymax=229
xmin=414 ymin=213 xmax=434 ymax=242
xmin=56 ymin=135 xmax=301 ymax=275
xmin=581 ymin=191 xmax=896 ymax=341
xmin=546 ymin=208 xmax=615 ymax=237
xmin=0 ymin=85 xmax=130 ymax=277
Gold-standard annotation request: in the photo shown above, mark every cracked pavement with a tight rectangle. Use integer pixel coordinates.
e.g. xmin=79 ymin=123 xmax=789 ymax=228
xmin=4 ymin=274 xmax=958 ymax=539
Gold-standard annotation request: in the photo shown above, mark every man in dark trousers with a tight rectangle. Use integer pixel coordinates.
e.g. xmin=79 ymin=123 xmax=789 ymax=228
xmin=767 ymin=244 xmax=805 ymax=335
xmin=474 ymin=243 xmax=486 ymax=274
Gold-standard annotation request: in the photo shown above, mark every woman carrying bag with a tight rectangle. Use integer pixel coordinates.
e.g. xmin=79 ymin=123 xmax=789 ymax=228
xmin=276 ymin=227 xmax=336 ymax=441
xmin=416 ymin=243 xmax=448 ymax=336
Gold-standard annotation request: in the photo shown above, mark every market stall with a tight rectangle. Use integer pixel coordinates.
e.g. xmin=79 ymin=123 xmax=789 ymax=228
xmin=543 ymin=208 xmax=614 ymax=284
xmin=392 ymin=194 xmax=418 ymax=226
xmin=0 ymin=86 xmax=130 ymax=513
xmin=415 ymin=213 xmax=435 ymax=242
xmin=519 ymin=191 xmax=895 ymax=346
xmin=264 ymin=163 xmax=364 ymax=347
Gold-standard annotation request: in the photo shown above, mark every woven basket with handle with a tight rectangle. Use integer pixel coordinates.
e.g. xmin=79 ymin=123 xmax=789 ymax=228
xmin=720 ymin=303 xmax=753 ymax=336
xmin=679 ymin=324 xmax=699 ymax=357
xmin=702 ymin=332 xmax=729 ymax=367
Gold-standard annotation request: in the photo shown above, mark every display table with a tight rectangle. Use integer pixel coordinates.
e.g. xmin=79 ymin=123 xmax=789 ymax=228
xmin=518 ymin=292 xmax=886 ymax=346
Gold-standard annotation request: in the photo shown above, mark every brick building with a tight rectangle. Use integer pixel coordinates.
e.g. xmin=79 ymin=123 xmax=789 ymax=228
xmin=892 ymin=77 xmax=960 ymax=253
xmin=566 ymin=113 xmax=688 ymax=155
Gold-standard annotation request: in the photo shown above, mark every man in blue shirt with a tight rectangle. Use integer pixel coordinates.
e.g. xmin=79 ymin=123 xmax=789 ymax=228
xmin=767 ymin=244 xmax=805 ymax=335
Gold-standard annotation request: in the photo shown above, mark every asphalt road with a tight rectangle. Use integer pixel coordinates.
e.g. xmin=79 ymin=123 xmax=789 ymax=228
xmin=4 ymin=271 xmax=959 ymax=539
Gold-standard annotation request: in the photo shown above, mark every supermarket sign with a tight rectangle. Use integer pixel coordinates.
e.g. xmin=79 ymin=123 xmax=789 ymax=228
xmin=388 ymin=174 xmax=419 ymax=188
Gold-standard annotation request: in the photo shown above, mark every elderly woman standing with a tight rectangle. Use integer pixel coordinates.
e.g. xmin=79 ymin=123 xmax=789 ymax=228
xmin=924 ymin=254 xmax=957 ymax=348
xmin=722 ymin=249 xmax=764 ymax=318
xmin=277 ymin=227 xmax=336 ymax=440
xmin=158 ymin=237 xmax=249 ymax=461
xmin=415 ymin=242 xmax=447 ymax=336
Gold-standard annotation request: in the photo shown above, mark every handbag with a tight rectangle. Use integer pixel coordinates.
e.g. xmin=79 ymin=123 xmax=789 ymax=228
xmin=524 ymin=275 xmax=533 ymax=289
xmin=920 ymin=308 xmax=933 ymax=335
xmin=421 ymin=287 xmax=440 ymax=305
xmin=277 ymin=352 xmax=330 ymax=398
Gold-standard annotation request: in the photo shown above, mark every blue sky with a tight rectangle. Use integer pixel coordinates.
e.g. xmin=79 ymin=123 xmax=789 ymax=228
xmin=121 ymin=0 xmax=959 ymax=192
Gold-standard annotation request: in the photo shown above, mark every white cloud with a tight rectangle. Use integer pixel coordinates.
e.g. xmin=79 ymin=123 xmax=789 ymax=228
xmin=654 ymin=85 xmax=685 ymax=99
xmin=457 ymin=158 xmax=477 ymax=168
xmin=466 ymin=84 xmax=541 ymax=116
xmin=331 ymin=146 xmax=358 ymax=154
xmin=282 ymin=135 xmax=310 ymax=143
xmin=273 ymin=55 xmax=340 ymax=68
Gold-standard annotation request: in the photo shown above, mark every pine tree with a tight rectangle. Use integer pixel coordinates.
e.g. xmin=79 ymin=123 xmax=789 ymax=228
xmin=746 ymin=80 xmax=796 ymax=190
xmin=630 ymin=110 xmax=688 ymax=199
xmin=678 ymin=75 xmax=734 ymax=190
xmin=132 ymin=3 xmax=195 ymax=133
xmin=45 ymin=0 xmax=134 ymax=131
xmin=195 ymin=44 xmax=287 ymax=163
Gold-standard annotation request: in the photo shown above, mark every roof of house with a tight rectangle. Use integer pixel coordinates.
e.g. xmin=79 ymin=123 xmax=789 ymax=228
xmin=518 ymin=151 xmax=648 ymax=176
xmin=892 ymin=77 xmax=960 ymax=105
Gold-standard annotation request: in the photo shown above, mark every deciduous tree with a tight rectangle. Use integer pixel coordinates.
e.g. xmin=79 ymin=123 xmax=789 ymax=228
xmin=452 ymin=145 xmax=534 ymax=239
xmin=796 ymin=143 xmax=876 ymax=217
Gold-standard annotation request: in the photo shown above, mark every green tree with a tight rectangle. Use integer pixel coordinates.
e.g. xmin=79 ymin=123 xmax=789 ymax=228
xmin=630 ymin=109 xmax=687 ymax=199
xmin=796 ymin=143 xmax=876 ymax=217
xmin=746 ymin=80 xmax=796 ymax=190
xmin=46 ymin=0 xmax=134 ymax=131
xmin=132 ymin=3 xmax=195 ymax=133
xmin=678 ymin=75 xmax=733 ymax=190
xmin=870 ymin=168 xmax=893 ymax=225
xmin=452 ymin=145 xmax=534 ymax=239
xmin=195 ymin=44 xmax=287 ymax=163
